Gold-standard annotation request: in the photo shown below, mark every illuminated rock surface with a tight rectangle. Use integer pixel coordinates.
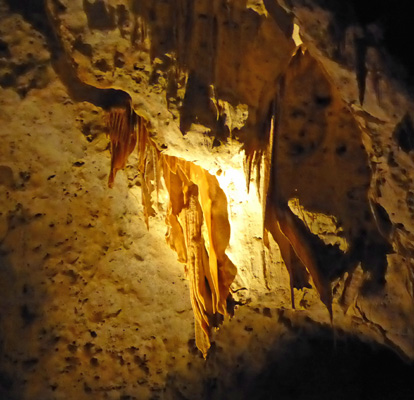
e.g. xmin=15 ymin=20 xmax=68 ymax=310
xmin=1 ymin=0 xmax=414 ymax=399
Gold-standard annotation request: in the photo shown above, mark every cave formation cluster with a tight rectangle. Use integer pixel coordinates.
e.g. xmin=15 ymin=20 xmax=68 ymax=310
xmin=1 ymin=0 xmax=414 ymax=399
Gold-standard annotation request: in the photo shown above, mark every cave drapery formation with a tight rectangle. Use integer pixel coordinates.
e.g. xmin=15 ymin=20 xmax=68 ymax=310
xmin=107 ymin=106 xmax=237 ymax=356
xmin=1 ymin=0 xmax=414 ymax=398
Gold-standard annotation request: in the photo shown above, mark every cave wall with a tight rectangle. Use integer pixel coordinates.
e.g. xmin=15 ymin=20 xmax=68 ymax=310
xmin=1 ymin=0 xmax=414 ymax=399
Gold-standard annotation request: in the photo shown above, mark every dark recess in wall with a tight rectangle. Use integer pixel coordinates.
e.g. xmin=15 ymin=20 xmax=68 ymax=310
xmin=351 ymin=0 xmax=413 ymax=76
xmin=330 ymin=0 xmax=414 ymax=82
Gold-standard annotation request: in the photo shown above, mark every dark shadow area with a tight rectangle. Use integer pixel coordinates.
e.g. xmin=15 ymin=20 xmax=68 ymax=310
xmin=179 ymin=71 xmax=228 ymax=142
xmin=0 ymin=257 xmax=19 ymax=400
xmin=262 ymin=0 xmax=293 ymax=38
xmin=166 ymin=316 xmax=414 ymax=400
xmin=4 ymin=0 xmax=53 ymax=38
xmin=0 ymin=244 xmax=36 ymax=400
xmin=348 ymin=0 xmax=414 ymax=79
xmin=393 ymin=114 xmax=414 ymax=154
xmin=247 ymin=328 xmax=414 ymax=400
xmin=354 ymin=35 xmax=367 ymax=105
xmin=83 ymin=0 xmax=116 ymax=31
xmin=313 ymin=0 xmax=414 ymax=86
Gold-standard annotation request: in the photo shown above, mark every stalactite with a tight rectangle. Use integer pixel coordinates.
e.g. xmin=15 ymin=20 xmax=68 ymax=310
xmin=243 ymin=147 xmax=261 ymax=195
xmin=162 ymin=156 xmax=237 ymax=356
xmin=105 ymin=105 xmax=236 ymax=356
xmin=246 ymin=50 xmax=334 ymax=320
xmin=136 ymin=117 xmax=160 ymax=228
xmin=182 ymin=183 xmax=213 ymax=355
xmin=106 ymin=101 xmax=137 ymax=188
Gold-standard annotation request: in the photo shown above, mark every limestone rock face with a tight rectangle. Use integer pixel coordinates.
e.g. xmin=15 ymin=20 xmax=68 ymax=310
xmin=1 ymin=0 xmax=414 ymax=399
